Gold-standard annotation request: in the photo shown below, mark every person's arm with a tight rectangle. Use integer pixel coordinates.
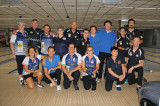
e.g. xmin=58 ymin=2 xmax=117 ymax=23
xmin=121 ymin=64 xmax=126 ymax=77
xmin=82 ymin=61 xmax=87 ymax=72
xmin=48 ymin=62 xmax=61 ymax=74
xmin=23 ymin=65 xmax=35 ymax=73
xmin=108 ymin=68 xmax=121 ymax=78
xmin=10 ymin=34 xmax=17 ymax=59
xmin=69 ymin=65 xmax=81 ymax=74
xmin=118 ymin=46 xmax=125 ymax=50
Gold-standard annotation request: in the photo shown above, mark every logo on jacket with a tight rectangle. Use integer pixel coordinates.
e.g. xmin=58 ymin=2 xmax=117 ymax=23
xmin=91 ymin=60 xmax=94 ymax=64
xmin=73 ymin=58 xmax=76 ymax=62
xmin=118 ymin=60 xmax=121 ymax=64
xmin=68 ymin=33 xmax=71 ymax=37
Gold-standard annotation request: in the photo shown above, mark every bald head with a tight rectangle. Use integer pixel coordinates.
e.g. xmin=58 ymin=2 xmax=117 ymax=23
xmin=70 ymin=21 xmax=77 ymax=30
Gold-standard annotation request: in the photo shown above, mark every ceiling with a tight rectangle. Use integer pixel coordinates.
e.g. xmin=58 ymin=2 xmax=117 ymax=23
xmin=0 ymin=0 xmax=160 ymax=30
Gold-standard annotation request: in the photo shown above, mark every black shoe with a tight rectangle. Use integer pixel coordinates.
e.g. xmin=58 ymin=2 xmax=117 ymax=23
xmin=142 ymin=78 xmax=147 ymax=83
xmin=91 ymin=86 xmax=96 ymax=91
xmin=80 ymin=77 xmax=83 ymax=81
xmin=74 ymin=85 xmax=79 ymax=90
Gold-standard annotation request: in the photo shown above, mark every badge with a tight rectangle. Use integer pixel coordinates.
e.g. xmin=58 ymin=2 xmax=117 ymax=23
xmin=120 ymin=41 xmax=122 ymax=45
xmin=136 ymin=54 xmax=139 ymax=57
xmin=68 ymin=33 xmax=71 ymax=37
xmin=129 ymin=52 xmax=132 ymax=56
xmin=41 ymin=42 xmax=44 ymax=49
xmin=118 ymin=60 xmax=121 ymax=64
xmin=48 ymin=35 xmax=50 ymax=38
xmin=53 ymin=44 xmax=54 ymax=46
xmin=34 ymin=59 xmax=37 ymax=63
xmin=63 ymin=37 xmax=66 ymax=40
xmin=126 ymin=42 xmax=128 ymax=45
xmin=75 ymin=35 xmax=77 ymax=38
xmin=91 ymin=60 xmax=94 ymax=64
xmin=73 ymin=58 xmax=76 ymax=62
xmin=129 ymin=35 xmax=132 ymax=38
xmin=82 ymin=42 xmax=84 ymax=45
xmin=17 ymin=41 xmax=23 ymax=52
xmin=37 ymin=32 xmax=39 ymax=35
xmin=30 ymin=31 xmax=33 ymax=34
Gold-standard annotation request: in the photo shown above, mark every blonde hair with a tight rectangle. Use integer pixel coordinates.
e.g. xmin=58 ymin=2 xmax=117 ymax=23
xmin=26 ymin=46 xmax=38 ymax=57
xmin=87 ymin=45 xmax=94 ymax=50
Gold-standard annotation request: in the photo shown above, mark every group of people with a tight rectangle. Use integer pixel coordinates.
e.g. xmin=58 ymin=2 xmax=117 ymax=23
xmin=10 ymin=18 xmax=145 ymax=91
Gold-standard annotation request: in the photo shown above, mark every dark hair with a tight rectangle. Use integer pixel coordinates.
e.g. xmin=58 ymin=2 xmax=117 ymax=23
xmin=27 ymin=46 xmax=38 ymax=56
xmin=68 ymin=43 xmax=76 ymax=48
xmin=119 ymin=27 xmax=125 ymax=31
xmin=48 ymin=46 xmax=55 ymax=51
xmin=57 ymin=26 xmax=64 ymax=31
xmin=111 ymin=46 xmax=118 ymax=52
xmin=44 ymin=24 xmax=51 ymax=32
xmin=83 ymin=28 xmax=89 ymax=32
xmin=128 ymin=18 xmax=135 ymax=24
xmin=90 ymin=25 xmax=97 ymax=31
xmin=133 ymin=36 xmax=140 ymax=40
xmin=32 ymin=19 xmax=38 ymax=22
xmin=104 ymin=20 xmax=112 ymax=26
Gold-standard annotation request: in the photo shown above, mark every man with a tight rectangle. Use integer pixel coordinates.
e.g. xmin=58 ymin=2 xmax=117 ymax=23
xmin=43 ymin=46 xmax=62 ymax=90
xmin=61 ymin=43 xmax=82 ymax=90
xmin=96 ymin=20 xmax=117 ymax=82
xmin=126 ymin=18 xmax=143 ymax=46
xmin=63 ymin=21 xmax=80 ymax=44
xmin=127 ymin=37 xmax=144 ymax=90
xmin=75 ymin=28 xmax=90 ymax=56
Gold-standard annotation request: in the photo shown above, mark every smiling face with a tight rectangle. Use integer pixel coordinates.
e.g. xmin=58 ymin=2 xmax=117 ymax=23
xmin=87 ymin=47 xmax=94 ymax=56
xmin=57 ymin=28 xmax=64 ymax=35
xmin=111 ymin=49 xmax=118 ymax=57
xmin=71 ymin=22 xmax=77 ymax=30
xmin=68 ymin=44 xmax=75 ymax=53
xmin=120 ymin=28 xmax=126 ymax=36
xmin=83 ymin=30 xmax=90 ymax=38
xmin=48 ymin=48 xmax=55 ymax=57
xmin=128 ymin=21 xmax=135 ymax=29
xmin=105 ymin=22 xmax=111 ymax=30
xmin=44 ymin=26 xmax=50 ymax=34
xmin=29 ymin=48 xmax=36 ymax=57
xmin=133 ymin=37 xmax=140 ymax=47
xmin=90 ymin=27 xmax=96 ymax=34
xmin=31 ymin=21 xmax=38 ymax=29
xmin=18 ymin=22 xmax=25 ymax=30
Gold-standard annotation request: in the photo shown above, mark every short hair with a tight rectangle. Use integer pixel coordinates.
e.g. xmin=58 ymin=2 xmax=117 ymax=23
xmin=87 ymin=45 xmax=94 ymax=50
xmin=26 ymin=46 xmax=38 ymax=57
xmin=83 ymin=28 xmax=89 ymax=32
xmin=128 ymin=18 xmax=135 ymax=24
xmin=104 ymin=20 xmax=112 ymax=26
xmin=133 ymin=36 xmax=140 ymax=40
xmin=32 ymin=19 xmax=38 ymax=22
xmin=111 ymin=46 xmax=118 ymax=52
xmin=44 ymin=24 xmax=51 ymax=32
xmin=68 ymin=43 xmax=75 ymax=48
xmin=119 ymin=27 xmax=125 ymax=31
xmin=57 ymin=26 xmax=64 ymax=31
xmin=17 ymin=20 xmax=25 ymax=25
xmin=90 ymin=25 xmax=97 ymax=31
xmin=48 ymin=46 xmax=55 ymax=51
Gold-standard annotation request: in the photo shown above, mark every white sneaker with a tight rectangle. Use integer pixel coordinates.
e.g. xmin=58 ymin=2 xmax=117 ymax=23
xmin=19 ymin=77 xmax=24 ymax=85
xmin=50 ymin=83 xmax=53 ymax=87
xmin=96 ymin=78 xmax=101 ymax=82
xmin=57 ymin=85 xmax=61 ymax=90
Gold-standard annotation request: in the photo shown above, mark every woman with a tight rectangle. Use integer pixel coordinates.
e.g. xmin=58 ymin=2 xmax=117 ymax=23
xmin=53 ymin=26 xmax=70 ymax=59
xmin=10 ymin=21 xmax=28 ymax=85
xmin=22 ymin=46 xmax=45 ymax=89
xmin=82 ymin=46 xmax=100 ymax=91
xmin=105 ymin=47 xmax=126 ymax=91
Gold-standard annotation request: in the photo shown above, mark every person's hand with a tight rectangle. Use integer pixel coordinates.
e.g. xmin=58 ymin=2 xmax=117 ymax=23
xmin=48 ymin=69 xmax=52 ymax=74
xmin=119 ymin=75 xmax=125 ymax=81
xmin=68 ymin=71 xmax=72 ymax=76
xmin=35 ymin=70 xmax=40 ymax=73
xmin=12 ymin=54 xmax=16 ymax=59
xmin=129 ymin=42 xmax=133 ymax=46
xmin=51 ymin=80 xmax=57 ymax=87
xmin=128 ymin=67 xmax=134 ymax=74
xmin=92 ymin=72 xmax=96 ymax=78
xmin=42 ymin=59 xmax=46 ymax=65
xmin=67 ymin=74 xmax=74 ymax=81
xmin=55 ymin=34 xmax=58 ymax=38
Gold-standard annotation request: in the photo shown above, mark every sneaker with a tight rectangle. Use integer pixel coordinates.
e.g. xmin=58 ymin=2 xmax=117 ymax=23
xmin=50 ymin=83 xmax=53 ymax=87
xmin=37 ymin=84 xmax=45 ymax=88
xmin=142 ymin=78 xmax=147 ymax=83
xmin=80 ymin=77 xmax=83 ymax=81
xmin=136 ymin=85 xmax=141 ymax=91
xmin=91 ymin=86 xmax=96 ymax=91
xmin=57 ymin=85 xmax=61 ymax=90
xmin=74 ymin=85 xmax=79 ymax=90
xmin=53 ymin=78 xmax=57 ymax=82
xmin=116 ymin=85 xmax=122 ymax=91
xmin=19 ymin=77 xmax=24 ymax=85
xmin=96 ymin=78 xmax=101 ymax=82
xmin=124 ymin=80 xmax=128 ymax=83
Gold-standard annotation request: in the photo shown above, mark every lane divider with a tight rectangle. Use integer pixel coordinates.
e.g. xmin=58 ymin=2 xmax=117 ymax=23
xmin=0 ymin=59 xmax=15 ymax=66
xmin=0 ymin=53 xmax=11 ymax=57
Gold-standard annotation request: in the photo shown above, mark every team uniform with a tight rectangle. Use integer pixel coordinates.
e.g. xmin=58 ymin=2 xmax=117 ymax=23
xmin=117 ymin=36 xmax=130 ymax=57
xmin=75 ymin=36 xmax=90 ymax=56
xmin=96 ymin=29 xmax=117 ymax=79
xmin=88 ymin=34 xmax=100 ymax=56
xmin=22 ymin=55 xmax=42 ymax=80
xmin=127 ymin=47 xmax=144 ymax=86
xmin=63 ymin=28 xmax=80 ymax=44
xmin=61 ymin=53 xmax=82 ymax=89
xmin=26 ymin=27 xmax=43 ymax=54
xmin=105 ymin=55 xmax=125 ymax=91
xmin=10 ymin=30 xmax=28 ymax=76
xmin=43 ymin=54 xmax=61 ymax=85
xmin=53 ymin=36 xmax=70 ymax=59
xmin=126 ymin=29 xmax=143 ymax=41
xmin=40 ymin=33 xmax=54 ymax=55
xmin=82 ymin=54 xmax=100 ymax=90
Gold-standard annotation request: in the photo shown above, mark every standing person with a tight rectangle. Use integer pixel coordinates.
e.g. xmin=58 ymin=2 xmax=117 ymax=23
xmin=40 ymin=24 xmax=54 ymax=76
xmin=10 ymin=21 xmax=28 ymax=85
xmin=96 ymin=20 xmax=117 ymax=82
xmin=126 ymin=18 xmax=143 ymax=46
xmin=117 ymin=27 xmax=130 ymax=62
xmin=22 ymin=46 xmax=45 ymax=89
xmin=61 ymin=43 xmax=82 ymax=90
xmin=105 ymin=47 xmax=126 ymax=91
xmin=127 ymin=37 xmax=144 ymax=90
xmin=43 ymin=46 xmax=62 ymax=90
xmin=63 ymin=21 xmax=80 ymax=44
xmin=89 ymin=25 xmax=100 ymax=56
xmin=75 ymin=28 xmax=90 ymax=56
xmin=82 ymin=46 xmax=100 ymax=91
xmin=53 ymin=26 xmax=70 ymax=60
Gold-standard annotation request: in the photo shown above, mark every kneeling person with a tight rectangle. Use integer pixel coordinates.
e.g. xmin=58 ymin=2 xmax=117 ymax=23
xmin=22 ymin=46 xmax=45 ymax=89
xmin=82 ymin=46 xmax=100 ymax=91
xmin=43 ymin=46 xmax=62 ymax=90
xmin=61 ymin=43 xmax=82 ymax=90
xmin=105 ymin=47 xmax=126 ymax=91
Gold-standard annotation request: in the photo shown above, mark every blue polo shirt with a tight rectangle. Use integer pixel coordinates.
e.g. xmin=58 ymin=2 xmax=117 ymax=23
xmin=97 ymin=29 xmax=117 ymax=53
xmin=88 ymin=33 xmax=100 ymax=56
xmin=43 ymin=54 xmax=61 ymax=73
